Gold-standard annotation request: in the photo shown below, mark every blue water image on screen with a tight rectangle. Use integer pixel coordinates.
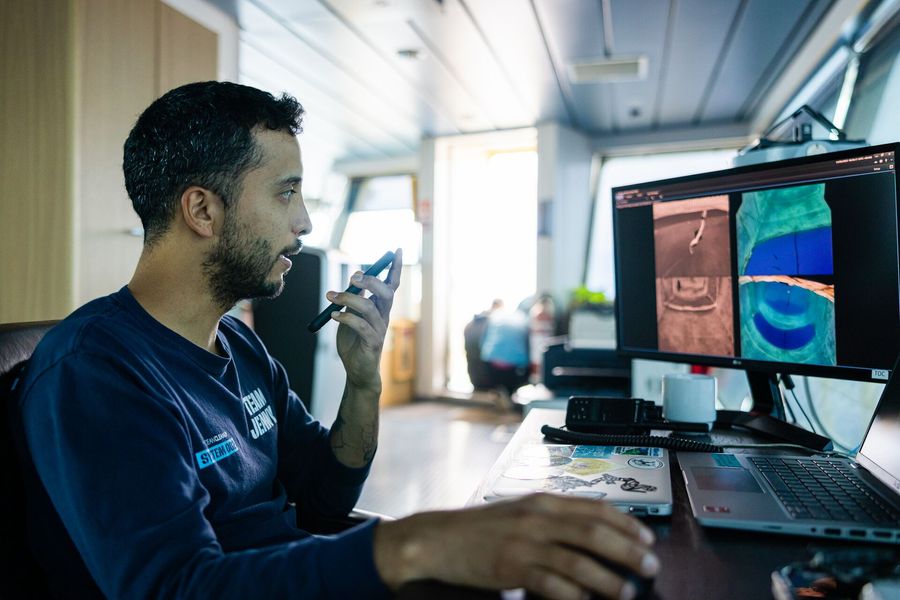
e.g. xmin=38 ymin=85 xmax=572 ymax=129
xmin=740 ymin=281 xmax=835 ymax=363
xmin=736 ymin=183 xmax=836 ymax=365
xmin=743 ymin=226 xmax=833 ymax=276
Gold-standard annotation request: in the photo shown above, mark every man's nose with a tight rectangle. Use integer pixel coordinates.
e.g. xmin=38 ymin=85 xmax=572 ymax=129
xmin=292 ymin=199 xmax=312 ymax=236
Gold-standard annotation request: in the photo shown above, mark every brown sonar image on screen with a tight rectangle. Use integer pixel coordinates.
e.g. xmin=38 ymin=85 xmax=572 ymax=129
xmin=652 ymin=195 xmax=734 ymax=357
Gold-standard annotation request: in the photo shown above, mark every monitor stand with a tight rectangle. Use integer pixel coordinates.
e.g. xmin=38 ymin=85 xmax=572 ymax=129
xmin=715 ymin=370 xmax=834 ymax=452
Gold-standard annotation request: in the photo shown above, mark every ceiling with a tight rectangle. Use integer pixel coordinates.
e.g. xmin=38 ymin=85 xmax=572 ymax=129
xmin=210 ymin=0 xmax=857 ymax=163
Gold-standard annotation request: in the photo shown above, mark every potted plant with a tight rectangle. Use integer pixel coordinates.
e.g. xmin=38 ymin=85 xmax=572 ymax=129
xmin=564 ymin=285 xmax=615 ymax=342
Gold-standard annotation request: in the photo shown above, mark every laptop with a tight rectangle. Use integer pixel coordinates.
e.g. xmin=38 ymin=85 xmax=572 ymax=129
xmin=484 ymin=442 xmax=673 ymax=516
xmin=679 ymin=360 xmax=900 ymax=543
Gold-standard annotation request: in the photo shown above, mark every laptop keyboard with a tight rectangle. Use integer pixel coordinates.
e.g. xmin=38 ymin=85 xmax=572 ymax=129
xmin=749 ymin=457 xmax=900 ymax=524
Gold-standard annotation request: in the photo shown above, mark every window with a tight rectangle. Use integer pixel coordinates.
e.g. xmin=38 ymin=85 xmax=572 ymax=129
xmin=443 ymin=148 xmax=538 ymax=392
xmin=338 ymin=175 xmax=421 ymax=264
xmin=585 ymin=149 xmax=738 ymax=297
xmin=845 ymin=20 xmax=900 ymax=143
xmin=302 ymin=171 xmax=349 ymax=250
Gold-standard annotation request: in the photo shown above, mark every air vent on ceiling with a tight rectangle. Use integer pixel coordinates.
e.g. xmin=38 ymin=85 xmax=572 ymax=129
xmin=397 ymin=48 xmax=424 ymax=60
xmin=567 ymin=56 xmax=648 ymax=83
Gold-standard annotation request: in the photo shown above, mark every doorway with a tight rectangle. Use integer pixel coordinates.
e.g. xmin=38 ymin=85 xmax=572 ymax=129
xmin=434 ymin=130 xmax=538 ymax=394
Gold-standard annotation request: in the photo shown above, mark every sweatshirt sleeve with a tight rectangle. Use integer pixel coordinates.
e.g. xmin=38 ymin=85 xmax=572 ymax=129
xmin=270 ymin=354 xmax=372 ymax=519
xmin=20 ymin=352 xmax=390 ymax=600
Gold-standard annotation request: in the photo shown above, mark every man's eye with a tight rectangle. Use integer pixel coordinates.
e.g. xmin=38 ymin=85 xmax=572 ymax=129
xmin=280 ymin=189 xmax=297 ymax=201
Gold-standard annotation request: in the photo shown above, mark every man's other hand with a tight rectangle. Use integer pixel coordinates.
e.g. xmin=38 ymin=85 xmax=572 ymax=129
xmin=374 ymin=493 xmax=659 ymax=600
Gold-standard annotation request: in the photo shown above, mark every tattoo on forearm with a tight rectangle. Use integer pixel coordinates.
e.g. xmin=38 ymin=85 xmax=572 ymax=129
xmin=330 ymin=412 xmax=378 ymax=465
xmin=361 ymin=422 xmax=377 ymax=463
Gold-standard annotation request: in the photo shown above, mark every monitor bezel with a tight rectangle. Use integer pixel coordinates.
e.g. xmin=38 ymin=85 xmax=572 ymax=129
xmin=611 ymin=142 xmax=900 ymax=384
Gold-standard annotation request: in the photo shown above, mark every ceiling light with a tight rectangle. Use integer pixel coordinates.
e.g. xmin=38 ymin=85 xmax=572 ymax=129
xmin=568 ymin=56 xmax=648 ymax=83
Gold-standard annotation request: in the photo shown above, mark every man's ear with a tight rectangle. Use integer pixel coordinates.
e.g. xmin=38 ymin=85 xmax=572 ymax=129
xmin=180 ymin=186 xmax=225 ymax=238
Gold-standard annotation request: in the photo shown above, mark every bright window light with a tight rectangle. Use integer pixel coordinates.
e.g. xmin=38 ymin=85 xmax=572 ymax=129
xmin=445 ymin=149 xmax=538 ymax=392
xmin=340 ymin=208 xmax=421 ymax=264
xmin=338 ymin=174 xmax=420 ymax=264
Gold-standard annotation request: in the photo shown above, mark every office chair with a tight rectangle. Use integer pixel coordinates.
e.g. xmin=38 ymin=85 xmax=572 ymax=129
xmin=0 ymin=320 xmax=58 ymax=598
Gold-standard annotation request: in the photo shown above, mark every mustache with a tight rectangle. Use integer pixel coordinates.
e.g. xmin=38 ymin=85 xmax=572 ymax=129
xmin=280 ymin=240 xmax=303 ymax=256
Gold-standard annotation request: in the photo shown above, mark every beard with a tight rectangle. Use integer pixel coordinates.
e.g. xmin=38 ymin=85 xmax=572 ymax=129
xmin=202 ymin=215 xmax=287 ymax=310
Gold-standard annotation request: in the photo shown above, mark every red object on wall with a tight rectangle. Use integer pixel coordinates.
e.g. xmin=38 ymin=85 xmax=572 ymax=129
xmin=529 ymin=296 xmax=556 ymax=377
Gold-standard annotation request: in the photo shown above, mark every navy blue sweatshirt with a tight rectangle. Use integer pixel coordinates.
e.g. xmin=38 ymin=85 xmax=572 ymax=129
xmin=16 ymin=287 xmax=391 ymax=599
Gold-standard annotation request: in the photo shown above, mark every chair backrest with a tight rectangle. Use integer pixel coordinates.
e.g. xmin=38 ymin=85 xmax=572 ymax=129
xmin=1 ymin=321 xmax=57 ymax=598
xmin=0 ymin=321 xmax=56 ymax=377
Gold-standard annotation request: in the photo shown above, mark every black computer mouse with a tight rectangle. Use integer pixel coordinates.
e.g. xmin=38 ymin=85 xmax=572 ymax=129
xmin=523 ymin=556 xmax=655 ymax=600
xmin=595 ymin=558 xmax=654 ymax=600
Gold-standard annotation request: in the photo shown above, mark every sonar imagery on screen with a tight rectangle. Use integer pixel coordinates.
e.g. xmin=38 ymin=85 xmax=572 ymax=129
xmin=652 ymin=194 xmax=734 ymax=357
xmin=737 ymin=183 xmax=836 ymax=366
xmin=613 ymin=143 xmax=900 ymax=384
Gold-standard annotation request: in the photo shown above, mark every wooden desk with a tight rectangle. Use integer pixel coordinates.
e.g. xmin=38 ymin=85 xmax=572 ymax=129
xmin=357 ymin=402 xmax=520 ymax=518
xmin=456 ymin=408 xmax=882 ymax=600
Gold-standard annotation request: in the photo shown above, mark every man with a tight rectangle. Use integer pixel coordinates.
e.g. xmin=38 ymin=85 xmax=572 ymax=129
xmin=16 ymin=82 xmax=659 ymax=600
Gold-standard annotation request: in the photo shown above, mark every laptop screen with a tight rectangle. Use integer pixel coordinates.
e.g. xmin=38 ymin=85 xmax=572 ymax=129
xmin=858 ymin=354 xmax=900 ymax=495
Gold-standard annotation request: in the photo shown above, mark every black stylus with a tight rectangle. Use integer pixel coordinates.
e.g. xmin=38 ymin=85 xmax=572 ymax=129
xmin=307 ymin=250 xmax=395 ymax=333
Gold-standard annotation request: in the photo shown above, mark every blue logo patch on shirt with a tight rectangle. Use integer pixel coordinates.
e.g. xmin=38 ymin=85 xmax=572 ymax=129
xmin=196 ymin=438 xmax=239 ymax=469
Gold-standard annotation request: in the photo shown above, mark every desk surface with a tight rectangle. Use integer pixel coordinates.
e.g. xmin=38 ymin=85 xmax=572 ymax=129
xmin=455 ymin=408 xmax=882 ymax=600
xmin=356 ymin=402 xmax=519 ymax=518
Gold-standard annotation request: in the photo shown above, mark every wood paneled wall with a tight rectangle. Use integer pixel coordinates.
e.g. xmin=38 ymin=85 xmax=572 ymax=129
xmin=1 ymin=0 xmax=218 ymax=322
xmin=159 ymin=3 xmax=218 ymax=94
xmin=1 ymin=0 xmax=76 ymax=321
xmin=76 ymin=0 xmax=158 ymax=307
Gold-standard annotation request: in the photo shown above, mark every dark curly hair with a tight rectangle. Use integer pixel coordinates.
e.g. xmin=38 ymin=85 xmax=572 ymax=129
xmin=123 ymin=81 xmax=304 ymax=246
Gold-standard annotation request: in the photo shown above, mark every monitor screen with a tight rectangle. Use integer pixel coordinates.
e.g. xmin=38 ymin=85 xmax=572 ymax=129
xmin=612 ymin=143 xmax=900 ymax=383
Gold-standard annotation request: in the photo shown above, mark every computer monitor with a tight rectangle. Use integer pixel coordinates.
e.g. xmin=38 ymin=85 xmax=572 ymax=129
xmin=612 ymin=143 xmax=900 ymax=414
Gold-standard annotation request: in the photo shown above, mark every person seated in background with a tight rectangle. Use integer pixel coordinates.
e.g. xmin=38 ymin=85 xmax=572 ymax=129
xmin=14 ymin=81 xmax=659 ymax=600
xmin=479 ymin=301 xmax=532 ymax=395
xmin=464 ymin=298 xmax=505 ymax=389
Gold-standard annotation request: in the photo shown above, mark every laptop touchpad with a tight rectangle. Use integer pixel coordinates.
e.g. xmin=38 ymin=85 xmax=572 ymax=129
xmin=691 ymin=467 xmax=763 ymax=493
